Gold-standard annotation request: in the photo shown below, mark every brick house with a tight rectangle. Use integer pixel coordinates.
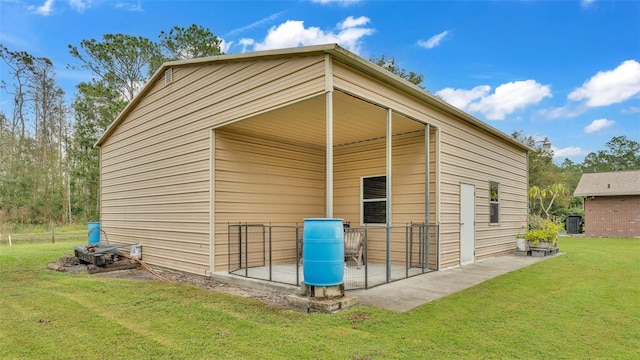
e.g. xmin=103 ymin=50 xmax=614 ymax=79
xmin=574 ymin=170 xmax=640 ymax=238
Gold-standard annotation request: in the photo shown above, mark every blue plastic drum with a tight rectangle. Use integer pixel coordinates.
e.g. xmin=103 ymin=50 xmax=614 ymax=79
xmin=303 ymin=218 xmax=344 ymax=286
xmin=88 ymin=222 xmax=100 ymax=245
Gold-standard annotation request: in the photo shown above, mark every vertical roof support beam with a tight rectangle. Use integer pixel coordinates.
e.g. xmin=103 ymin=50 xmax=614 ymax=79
xmin=325 ymin=54 xmax=334 ymax=218
xmin=435 ymin=127 xmax=441 ymax=270
xmin=208 ymin=129 xmax=216 ymax=274
xmin=424 ymin=124 xmax=430 ymax=270
xmin=386 ymin=108 xmax=392 ymax=282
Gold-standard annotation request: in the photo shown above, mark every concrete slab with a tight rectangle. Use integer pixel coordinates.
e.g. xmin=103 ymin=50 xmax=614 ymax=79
xmin=287 ymin=294 xmax=359 ymax=313
xmin=348 ymin=253 xmax=563 ymax=312
xmin=212 ymin=252 xmax=563 ymax=313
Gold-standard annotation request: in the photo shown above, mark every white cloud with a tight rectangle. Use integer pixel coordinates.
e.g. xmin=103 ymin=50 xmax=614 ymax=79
xmin=435 ymin=85 xmax=490 ymax=111
xmin=584 ymin=118 xmax=615 ymax=134
xmin=311 ymin=0 xmax=361 ymax=5
xmin=417 ymin=30 xmax=450 ymax=49
xmin=28 ymin=0 xmax=54 ymax=15
xmin=437 ymin=80 xmax=551 ymax=120
xmin=115 ymin=1 xmax=142 ymax=12
xmin=251 ymin=16 xmax=373 ymax=54
xmin=553 ymin=146 xmax=586 ymax=159
xmin=537 ymin=104 xmax=586 ymax=120
xmin=226 ymin=11 xmax=285 ymax=36
xmin=219 ymin=39 xmax=233 ymax=54
xmin=0 ymin=32 xmax=32 ymax=49
xmin=568 ymin=60 xmax=640 ymax=107
xmin=339 ymin=15 xmax=369 ymax=29
xmin=239 ymin=38 xmax=254 ymax=53
xmin=69 ymin=0 xmax=91 ymax=12
xmin=622 ymin=106 xmax=640 ymax=114
xmin=469 ymin=80 xmax=551 ymax=120
xmin=581 ymin=0 xmax=596 ymax=8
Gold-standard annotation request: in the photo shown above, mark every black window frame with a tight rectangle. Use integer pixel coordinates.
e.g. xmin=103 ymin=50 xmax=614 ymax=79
xmin=362 ymin=175 xmax=387 ymax=225
xmin=489 ymin=181 xmax=500 ymax=224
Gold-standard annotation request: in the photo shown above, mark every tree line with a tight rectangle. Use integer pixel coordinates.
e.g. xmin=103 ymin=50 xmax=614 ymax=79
xmin=513 ymin=132 xmax=639 ymax=220
xmin=0 ymin=25 xmax=223 ymax=224
xmin=0 ymin=24 xmax=638 ymax=225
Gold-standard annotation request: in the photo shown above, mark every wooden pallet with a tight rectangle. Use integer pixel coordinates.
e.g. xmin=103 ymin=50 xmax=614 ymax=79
xmin=516 ymin=247 xmax=559 ymax=257
xmin=529 ymin=246 xmax=559 ymax=256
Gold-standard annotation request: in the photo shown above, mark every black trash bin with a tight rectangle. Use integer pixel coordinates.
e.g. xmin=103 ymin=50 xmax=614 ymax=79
xmin=566 ymin=215 xmax=583 ymax=234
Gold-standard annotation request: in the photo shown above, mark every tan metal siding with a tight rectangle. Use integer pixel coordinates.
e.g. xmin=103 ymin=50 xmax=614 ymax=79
xmin=214 ymin=129 xmax=325 ymax=271
xmin=102 ymin=57 xmax=325 ymax=158
xmin=100 ymin=55 xmax=326 ymax=275
xmin=333 ymin=60 xmax=528 ymax=269
xmin=439 ymin=122 xmax=527 ymax=268
xmin=334 ymin=131 xmax=429 ymax=265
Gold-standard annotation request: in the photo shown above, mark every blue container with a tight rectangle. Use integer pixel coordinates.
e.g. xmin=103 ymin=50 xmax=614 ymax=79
xmin=88 ymin=222 xmax=100 ymax=245
xmin=303 ymin=218 xmax=344 ymax=286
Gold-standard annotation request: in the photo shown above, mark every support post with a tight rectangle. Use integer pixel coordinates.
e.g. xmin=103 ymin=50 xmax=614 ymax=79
xmin=425 ymin=125 xmax=430 ymax=269
xmin=386 ymin=108 xmax=392 ymax=282
xmin=326 ymin=90 xmax=334 ymax=218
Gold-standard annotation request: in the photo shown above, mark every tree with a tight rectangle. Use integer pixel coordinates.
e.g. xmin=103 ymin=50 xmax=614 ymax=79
xmin=581 ymin=136 xmax=640 ymax=173
xmin=66 ymin=25 xmax=223 ymax=222
xmin=68 ymin=34 xmax=161 ymax=102
xmin=511 ymin=131 xmax=564 ymax=187
xmin=150 ymin=24 xmax=224 ymax=76
xmin=369 ymin=55 xmax=424 ymax=88
xmin=0 ymin=45 xmax=69 ymax=224
xmin=68 ymin=82 xmax=127 ymax=221
xmin=529 ymin=183 xmax=566 ymax=219
xmin=512 ymin=131 xmax=571 ymax=217
xmin=27 ymin=55 xmax=68 ymax=223
xmin=0 ymin=45 xmax=36 ymax=145
xmin=559 ymin=158 xmax=583 ymax=211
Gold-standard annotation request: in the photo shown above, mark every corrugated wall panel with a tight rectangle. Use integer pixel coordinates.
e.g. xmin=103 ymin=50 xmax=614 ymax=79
xmin=104 ymin=57 xmax=324 ymax=147
xmin=101 ymin=55 xmax=326 ymax=275
xmin=333 ymin=60 xmax=528 ymax=269
xmin=334 ymin=131 xmax=428 ymax=265
xmin=213 ymin=129 xmax=325 ymax=271
xmin=102 ymin=58 xmax=325 ymax=159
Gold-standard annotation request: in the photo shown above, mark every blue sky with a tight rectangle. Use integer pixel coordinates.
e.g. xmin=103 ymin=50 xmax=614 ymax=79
xmin=1 ymin=0 xmax=639 ymax=163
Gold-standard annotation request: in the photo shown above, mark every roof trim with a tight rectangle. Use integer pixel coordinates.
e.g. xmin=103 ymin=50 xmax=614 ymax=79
xmin=574 ymin=191 xmax=640 ymax=197
xmin=573 ymin=170 xmax=640 ymax=196
xmin=95 ymin=43 xmax=530 ymax=152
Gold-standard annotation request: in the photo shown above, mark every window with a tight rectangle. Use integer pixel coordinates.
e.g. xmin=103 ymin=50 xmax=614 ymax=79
xmin=489 ymin=181 xmax=499 ymax=224
xmin=362 ymin=176 xmax=387 ymax=224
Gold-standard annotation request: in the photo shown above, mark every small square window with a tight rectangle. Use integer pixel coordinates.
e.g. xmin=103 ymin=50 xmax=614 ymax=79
xmin=362 ymin=176 xmax=386 ymax=224
xmin=489 ymin=181 xmax=499 ymax=224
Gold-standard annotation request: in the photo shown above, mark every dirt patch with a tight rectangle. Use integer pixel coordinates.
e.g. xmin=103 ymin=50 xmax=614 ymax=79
xmin=48 ymin=255 xmax=292 ymax=309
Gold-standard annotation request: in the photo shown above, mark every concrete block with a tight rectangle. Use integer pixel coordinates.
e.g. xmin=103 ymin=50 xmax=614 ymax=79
xmin=339 ymin=296 xmax=359 ymax=309
xmin=299 ymin=283 xmax=345 ymax=299
xmin=320 ymin=285 xmax=344 ymax=298
xmin=286 ymin=294 xmax=359 ymax=313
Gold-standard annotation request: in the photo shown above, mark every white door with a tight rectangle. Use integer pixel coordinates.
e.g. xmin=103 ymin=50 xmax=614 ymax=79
xmin=460 ymin=183 xmax=475 ymax=265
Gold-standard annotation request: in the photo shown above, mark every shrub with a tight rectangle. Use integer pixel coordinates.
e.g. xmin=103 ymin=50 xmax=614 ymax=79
xmin=524 ymin=216 xmax=561 ymax=248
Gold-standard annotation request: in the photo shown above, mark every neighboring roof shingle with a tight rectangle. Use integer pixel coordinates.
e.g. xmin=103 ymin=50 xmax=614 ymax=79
xmin=574 ymin=170 xmax=640 ymax=197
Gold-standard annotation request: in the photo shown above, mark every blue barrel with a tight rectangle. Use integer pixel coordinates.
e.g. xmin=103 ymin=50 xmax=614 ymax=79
xmin=303 ymin=218 xmax=344 ymax=286
xmin=88 ymin=222 xmax=100 ymax=245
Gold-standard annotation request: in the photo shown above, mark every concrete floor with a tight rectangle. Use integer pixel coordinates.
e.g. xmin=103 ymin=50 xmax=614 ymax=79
xmin=349 ymin=253 xmax=563 ymax=312
xmin=213 ymin=252 xmax=562 ymax=312
xmin=226 ymin=262 xmax=429 ymax=290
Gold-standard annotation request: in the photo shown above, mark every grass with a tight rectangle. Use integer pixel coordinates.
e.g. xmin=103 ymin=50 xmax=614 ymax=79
xmin=0 ymin=223 xmax=87 ymax=246
xmin=1 ymin=237 xmax=638 ymax=359
xmin=0 ymin=223 xmax=86 ymax=235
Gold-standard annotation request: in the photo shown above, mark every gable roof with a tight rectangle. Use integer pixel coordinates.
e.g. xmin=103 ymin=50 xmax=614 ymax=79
xmin=574 ymin=170 xmax=640 ymax=197
xmin=95 ymin=43 xmax=530 ymax=152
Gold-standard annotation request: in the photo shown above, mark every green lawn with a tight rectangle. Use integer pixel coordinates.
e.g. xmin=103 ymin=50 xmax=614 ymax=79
xmin=1 ymin=238 xmax=638 ymax=359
